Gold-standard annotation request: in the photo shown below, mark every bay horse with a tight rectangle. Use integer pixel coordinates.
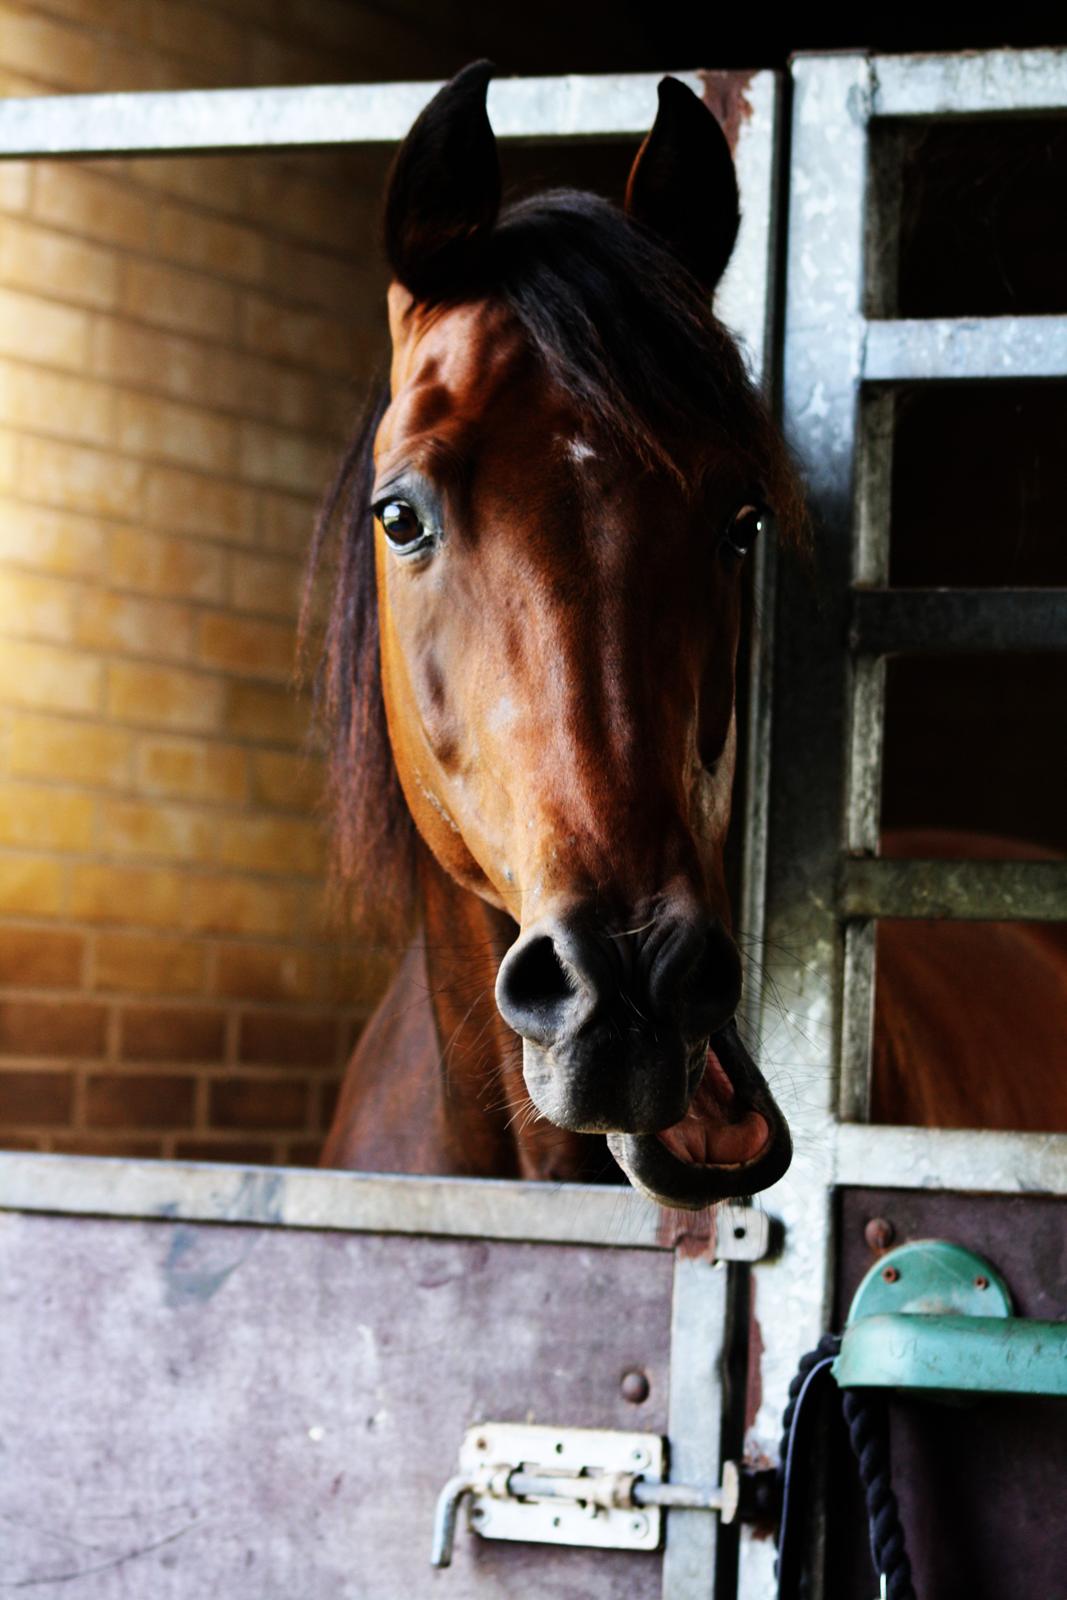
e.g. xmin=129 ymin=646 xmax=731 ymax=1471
xmin=307 ymin=64 xmax=1067 ymax=1204
xmin=306 ymin=62 xmax=803 ymax=1210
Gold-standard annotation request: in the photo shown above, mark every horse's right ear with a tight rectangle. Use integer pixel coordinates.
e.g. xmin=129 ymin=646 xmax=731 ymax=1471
xmin=384 ymin=60 xmax=501 ymax=303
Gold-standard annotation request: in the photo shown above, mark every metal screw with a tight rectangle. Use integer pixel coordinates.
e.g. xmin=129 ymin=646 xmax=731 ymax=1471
xmin=474 ymin=1437 xmax=487 ymax=1451
xmin=630 ymin=1514 xmax=649 ymax=1537
xmin=621 ymin=1369 xmax=650 ymax=1404
xmin=864 ymin=1217 xmax=895 ymax=1254
xmin=630 ymin=1446 xmax=650 ymax=1468
xmin=974 ymin=1275 xmax=989 ymax=1291
xmin=881 ymin=1264 xmax=900 ymax=1283
xmin=471 ymin=1506 xmax=485 ymax=1523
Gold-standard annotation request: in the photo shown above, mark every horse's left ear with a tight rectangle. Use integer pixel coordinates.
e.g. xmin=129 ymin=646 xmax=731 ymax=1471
xmin=625 ymin=77 xmax=740 ymax=294
xmin=384 ymin=59 xmax=501 ymax=303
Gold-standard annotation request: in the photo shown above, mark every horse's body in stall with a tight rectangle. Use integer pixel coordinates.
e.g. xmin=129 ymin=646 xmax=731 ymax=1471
xmin=309 ymin=65 xmax=1066 ymax=1200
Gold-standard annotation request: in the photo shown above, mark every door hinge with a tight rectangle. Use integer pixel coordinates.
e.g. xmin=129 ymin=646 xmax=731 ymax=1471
xmin=431 ymin=1422 xmax=740 ymax=1568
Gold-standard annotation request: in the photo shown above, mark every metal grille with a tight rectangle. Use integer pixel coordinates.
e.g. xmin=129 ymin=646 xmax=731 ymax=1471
xmin=738 ymin=48 xmax=1067 ymax=1600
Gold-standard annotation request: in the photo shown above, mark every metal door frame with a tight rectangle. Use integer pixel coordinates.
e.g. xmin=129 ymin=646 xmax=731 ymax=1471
xmin=738 ymin=47 xmax=1067 ymax=1600
xmin=0 ymin=67 xmax=783 ymax=1600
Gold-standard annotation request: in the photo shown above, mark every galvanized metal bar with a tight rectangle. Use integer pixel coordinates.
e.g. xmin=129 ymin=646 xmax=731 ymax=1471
xmin=737 ymin=51 xmax=875 ymax=1600
xmin=841 ymin=857 xmax=1067 ymax=921
xmin=835 ymin=1124 xmax=1067 ymax=1196
xmin=870 ymin=47 xmax=1067 ymax=117
xmin=662 ymin=1257 xmax=730 ymax=1600
xmin=838 ymin=919 xmax=877 ymax=1122
xmin=0 ymin=69 xmax=772 ymax=158
xmin=850 ymin=587 xmax=1067 ymax=655
xmin=863 ymin=315 xmax=1067 ymax=382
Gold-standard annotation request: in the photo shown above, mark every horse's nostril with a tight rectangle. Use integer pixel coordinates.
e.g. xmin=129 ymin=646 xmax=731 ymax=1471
xmin=496 ymin=932 xmax=578 ymax=1044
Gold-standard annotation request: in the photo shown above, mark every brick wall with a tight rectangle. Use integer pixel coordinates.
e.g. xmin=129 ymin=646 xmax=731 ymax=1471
xmin=0 ymin=0 xmax=426 ymax=1162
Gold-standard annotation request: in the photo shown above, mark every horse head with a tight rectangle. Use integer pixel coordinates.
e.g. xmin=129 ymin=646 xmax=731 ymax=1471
xmin=322 ymin=62 xmax=804 ymax=1208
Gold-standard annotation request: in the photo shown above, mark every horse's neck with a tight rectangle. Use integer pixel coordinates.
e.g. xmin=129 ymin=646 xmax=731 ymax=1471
xmin=418 ymin=855 xmax=599 ymax=1182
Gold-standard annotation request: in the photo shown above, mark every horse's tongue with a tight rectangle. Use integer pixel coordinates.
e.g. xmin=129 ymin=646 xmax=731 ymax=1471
xmin=656 ymin=1045 xmax=770 ymax=1167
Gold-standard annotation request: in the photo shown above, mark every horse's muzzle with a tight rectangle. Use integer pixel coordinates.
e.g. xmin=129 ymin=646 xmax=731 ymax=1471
xmin=495 ymin=909 xmax=792 ymax=1206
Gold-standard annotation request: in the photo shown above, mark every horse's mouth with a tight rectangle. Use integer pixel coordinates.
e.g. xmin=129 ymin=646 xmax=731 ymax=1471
xmin=608 ymin=1021 xmax=792 ymax=1210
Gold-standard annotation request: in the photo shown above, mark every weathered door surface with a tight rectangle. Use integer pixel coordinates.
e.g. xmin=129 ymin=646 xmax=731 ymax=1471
xmin=0 ymin=1157 xmax=753 ymax=1598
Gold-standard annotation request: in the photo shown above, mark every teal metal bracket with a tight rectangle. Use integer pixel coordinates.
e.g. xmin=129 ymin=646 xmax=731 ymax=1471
xmin=833 ymin=1240 xmax=1067 ymax=1397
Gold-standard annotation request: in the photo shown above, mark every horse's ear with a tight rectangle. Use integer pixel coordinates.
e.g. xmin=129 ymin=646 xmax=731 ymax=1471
xmin=384 ymin=59 xmax=501 ymax=303
xmin=625 ymin=77 xmax=740 ymax=294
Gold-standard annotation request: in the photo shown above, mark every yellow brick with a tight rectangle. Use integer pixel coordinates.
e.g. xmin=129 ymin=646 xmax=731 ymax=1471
xmin=115 ymin=392 xmax=237 ymax=474
xmin=215 ymin=814 xmax=324 ymax=876
xmin=9 ymin=714 xmax=132 ymax=787
xmin=143 ymin=466 xmax=255 ymax=542
xmin=244 ymin=166 xmax=359 ymax=254
xmin=266 ymin=236 xmax=366 ymax=319
xmin=0 ymin=5 xmax=100 ymax=90
xmin=258 ymin=489 xmax=315 ymax=558
xmin=33 ymin=163 xmax=153 ymax=251
xmin=122 ymin=259 xmax=235 ymax=341
xmin=0 ymin=432 xmax=15 ymax=493
xmin=229 ymin=550 xmax=302 ymax=618
xmin=99 ymin=797 xmax=215 ymax=863
xmin=241 ymin=293 xmax=352 ymax=374
xmin=91 ymin=317 xmax=207 ymax=403
xmin=0 ymin=161 xmax=31 ymax=214
xmin=221 ymin=680 xmax=304 ymax=746
xmin=0 ymin=781 xmax=94 ymax=849
xmin=19 ymin=437 xmax=142 ymax=518
xmin=184 ymin=872 xmax=302 ymax=937
xmin=0 ymin=218 xmax=118 ymax=310
xmin=94 ymin=931 xmax=206 ymax=994
xmin=0 ymin=570 xmax=76 ymax=642
xmin=0 ymin=284 xmax=89 ymax=368
xmin=1 ymin=852 xmax=65 ymax=914
xmin=109 ymin=525 xmax=224 ymax=603
xmin=137 ymin=736 xmax=247 ymax=803
xmin=70 ymin=862 xmax=183 ymax=925
xmin=128 ymin=154 xmax=248 ymax=217
xmin=107 ymin=662 xmax=223 ymax=733
xmin=0 ymin=358 xmax=114 ymax=446
xmin=250 ymin=749 xmax=324 ymax=812
xmin=197 ymin=611 xmax=294 ymax=680
xmin=0 ymin=640 xmax=101 ymax=714
xmin=75 ymin=590 xmax=193 ymax=661
xmin=157 ymin=203 xmax=265 ymax=284
xmin=0 ymin=499 xmax=107 ymax=577
xmin=213 ymin=942 xmax=320 ymax=1001
xmin=239 ymin=421 xmax=331 ymax=496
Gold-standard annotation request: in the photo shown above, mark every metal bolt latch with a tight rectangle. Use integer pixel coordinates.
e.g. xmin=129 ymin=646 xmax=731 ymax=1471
xmin=431 ymin=1423 xmax=739 ymax=1567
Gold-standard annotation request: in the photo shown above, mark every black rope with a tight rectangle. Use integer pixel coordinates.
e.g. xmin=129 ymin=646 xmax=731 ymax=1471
xmin=842 ymin=1388 xmax=917 ymax=1600
xmin=775 ymin=1333 xmax=841 ymax=1600
xmin=775 ymin=1336 xmax=916 ymax=1600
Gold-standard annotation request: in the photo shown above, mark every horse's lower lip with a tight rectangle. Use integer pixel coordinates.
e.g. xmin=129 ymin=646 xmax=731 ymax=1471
xmin=607 ymin=1022 xmax=792 ymax=1210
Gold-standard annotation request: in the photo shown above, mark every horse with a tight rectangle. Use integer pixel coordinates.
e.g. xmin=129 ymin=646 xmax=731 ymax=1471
xmin=306 ymin=64 xmax=1067 ymax=1205
xmin=305 ymin=61 xmax=805 ymax=1211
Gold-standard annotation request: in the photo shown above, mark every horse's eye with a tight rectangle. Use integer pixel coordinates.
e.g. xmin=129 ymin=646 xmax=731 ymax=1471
xmin=721 ymin=504 xmax=767 ymax=562
xmin=377 ymin=499 xmax=427 ymax=551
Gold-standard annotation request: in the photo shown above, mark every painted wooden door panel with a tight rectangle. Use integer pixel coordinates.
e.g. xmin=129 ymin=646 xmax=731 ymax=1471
xmin=0 ymin=1212 xmax=675 ymax=1598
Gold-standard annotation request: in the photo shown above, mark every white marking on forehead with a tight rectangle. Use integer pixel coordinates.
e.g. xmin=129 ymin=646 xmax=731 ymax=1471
xmin=566 ymin=436 xmax=597 ymax=464
xmin=488 ymin=695 xmax=516 ymax=733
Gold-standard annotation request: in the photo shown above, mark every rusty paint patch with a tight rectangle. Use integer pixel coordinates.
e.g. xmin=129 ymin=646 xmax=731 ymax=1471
xmin=744 ymin=1273 xmax=764 ymax=1434
xmin=656 ymin=1203 xmax=717 ymax=1260
xmin=698 ymin=69 xmax=757 ymax=154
